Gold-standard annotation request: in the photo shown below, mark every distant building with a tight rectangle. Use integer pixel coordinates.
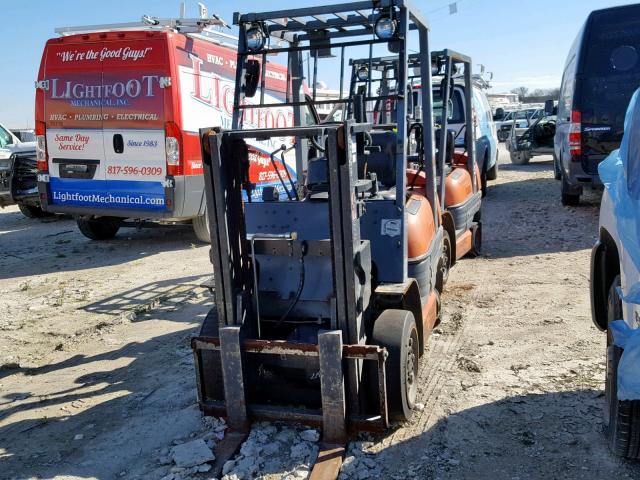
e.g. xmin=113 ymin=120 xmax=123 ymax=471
xmin=314 ymin=82 xmax=342 ymax=120
xmin=487 ymin=92 xmax=520 ymax=113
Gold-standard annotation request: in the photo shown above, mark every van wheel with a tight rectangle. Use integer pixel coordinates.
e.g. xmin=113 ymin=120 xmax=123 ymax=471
xmin=18 ymin=204 xmax=49 ymax=219
xmin=469 ymin=221 xmax=482 ymax=257
xmin=605 ymin=275 xmax=640 ymax=459
xmin=510 ymin=151 xmax=530 ymax=165
xmin=479 ymin=152 xmax=489 ymax=197
xmin=486 ymin=161 xmax=498 ymax=181
xmin=561 ymin=174 xmax=580 ymax=206
xmin=480 ymin=171 xmax=488 ymax=197
xmin=372 ymin=309 xmax=419 ymax=422
xmin=553 ymin=153 xmax=562 ymax=180
xmin=192 ymin=212 xmax=211 ymax=243
xmin=77 ymin=218 xmax=120 ymax=240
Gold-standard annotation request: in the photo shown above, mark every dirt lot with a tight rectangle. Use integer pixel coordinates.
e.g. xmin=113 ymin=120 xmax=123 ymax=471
xmin=1 ymin=145 xmax=639 ymax=480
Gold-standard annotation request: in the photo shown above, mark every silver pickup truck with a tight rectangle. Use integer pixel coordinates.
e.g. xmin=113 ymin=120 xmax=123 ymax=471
xmin=0 ymin=122 xmax=43 ymax=217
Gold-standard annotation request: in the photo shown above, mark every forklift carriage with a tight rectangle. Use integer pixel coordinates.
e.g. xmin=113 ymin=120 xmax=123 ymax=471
xmin=192 ymin=0 xmax=443 ymax=445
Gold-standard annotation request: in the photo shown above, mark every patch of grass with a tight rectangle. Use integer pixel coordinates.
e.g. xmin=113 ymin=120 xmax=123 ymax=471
xmin=52 ymin=289 xmax=65 ymax=307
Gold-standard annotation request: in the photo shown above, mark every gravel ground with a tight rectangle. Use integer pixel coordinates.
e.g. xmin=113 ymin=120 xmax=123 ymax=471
xmin=1 ymin=145 xmax=639 ymax=479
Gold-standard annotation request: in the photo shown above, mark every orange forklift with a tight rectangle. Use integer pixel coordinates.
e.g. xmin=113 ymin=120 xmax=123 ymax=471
xmin=348 ymin=49 xmax=482 ymax=288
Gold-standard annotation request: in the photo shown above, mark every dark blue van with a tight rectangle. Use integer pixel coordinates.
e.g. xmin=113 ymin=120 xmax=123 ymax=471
xmin=555 ymin=3 xmax=640 ymax=205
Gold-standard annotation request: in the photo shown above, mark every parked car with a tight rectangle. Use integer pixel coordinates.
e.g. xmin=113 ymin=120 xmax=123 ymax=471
xmin=11 ymin=129 xmax=36 ymax=143
xmin=497 ymin=109 xmax=542 ymax=142
xmin=590 ymin=87 xmax=640 ymax=459
xmin=555 ymin=3 xmax=640 ymax=205
xmin=0 ymin=122 xmax=43 ymax=217
xmin=507 ymin=102 xmax=556 ymax=164
xmin=432 ymin=80 xmax=498 ymax=195
xmin=35 ymin=16 xmax=292 ymax=242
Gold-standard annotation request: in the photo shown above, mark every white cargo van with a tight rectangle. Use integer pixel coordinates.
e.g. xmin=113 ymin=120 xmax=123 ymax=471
xmin=35 ymin=17 xmax=292 ymax=241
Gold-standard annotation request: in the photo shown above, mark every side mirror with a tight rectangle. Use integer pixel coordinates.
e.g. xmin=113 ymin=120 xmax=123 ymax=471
xmin=544 ymin=99 xmax=555 ymax=115
xmin=244 ymin=59 xmax=261 ymax=98
xmin=495 ymin=107 xmax=505 ymax=120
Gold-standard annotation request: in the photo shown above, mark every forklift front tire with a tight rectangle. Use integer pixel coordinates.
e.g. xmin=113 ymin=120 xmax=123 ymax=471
xmin=372 ymin=309 xmax=419 ymax=422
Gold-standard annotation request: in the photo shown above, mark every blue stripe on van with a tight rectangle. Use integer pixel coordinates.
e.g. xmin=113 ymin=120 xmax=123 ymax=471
xmin=50 ymin=177 xmax=166 ymax=210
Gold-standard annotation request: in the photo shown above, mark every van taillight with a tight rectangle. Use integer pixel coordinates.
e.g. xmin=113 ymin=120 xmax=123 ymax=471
xmin=35 ymin=121 xmax=48 ymax=172
xmin=165 ymin=121 xmax=182 ymax=176
xmin=569 ymin=110 xmax=581 ymax=160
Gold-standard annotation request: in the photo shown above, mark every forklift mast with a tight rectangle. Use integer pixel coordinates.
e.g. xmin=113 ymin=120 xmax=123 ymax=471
xmin=348 ymin=49 xmax=479 ymax=208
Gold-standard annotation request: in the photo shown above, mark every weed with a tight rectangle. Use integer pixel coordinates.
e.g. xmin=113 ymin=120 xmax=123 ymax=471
xmin=52 ymin=290 xmax=65 ymax=307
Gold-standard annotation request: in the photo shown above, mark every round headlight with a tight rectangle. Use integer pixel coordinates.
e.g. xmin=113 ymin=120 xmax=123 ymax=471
xmin=357 ymin=66 xmax=369 ymax=82
xmin=375 ymin=16 xmax=397 ymax=40
xmin=246 ymin=26 xmax=265 ymax=52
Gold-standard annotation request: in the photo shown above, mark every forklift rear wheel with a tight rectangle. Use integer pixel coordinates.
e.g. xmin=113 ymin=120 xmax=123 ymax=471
xmin=605 ymin=275 xmax=640 ymax=458
xmin=436 ymin=230 xmax=452 ymax=292
xmin=77 ymin=218 xmax=120 ymax=240
xmin=192 ymin=211 xmax=211 ymax=243
xmin=372 ymin=309 xmax=419 ymax=422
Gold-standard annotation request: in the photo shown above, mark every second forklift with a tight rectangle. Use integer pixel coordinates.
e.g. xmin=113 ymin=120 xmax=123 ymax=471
xmin=348 ymin=49 xmax=482 ymax=286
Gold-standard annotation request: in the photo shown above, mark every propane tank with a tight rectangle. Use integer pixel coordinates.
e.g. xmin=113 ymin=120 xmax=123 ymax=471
xmin=444 ymin=167 xmax=473 ymax=207
xmin=407 ymin=194 xmax=435 ymax=261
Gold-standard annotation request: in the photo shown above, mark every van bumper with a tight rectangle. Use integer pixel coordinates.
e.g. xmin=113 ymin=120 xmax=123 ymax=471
xmin=37 ymin=174 xmax=204 ymax=221
xmin=565 ymin=163 xmax=603 ymax=192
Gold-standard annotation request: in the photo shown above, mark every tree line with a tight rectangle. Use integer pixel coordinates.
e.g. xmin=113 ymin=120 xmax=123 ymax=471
xmin=510 ymin=86 xmax=560 ymax=104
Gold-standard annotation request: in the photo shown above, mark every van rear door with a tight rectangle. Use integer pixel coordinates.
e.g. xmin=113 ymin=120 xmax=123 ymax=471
xmin=579 ymin=5 xmax=640 ymax=175
xmin=101 ymin=38 xmax=168 ymax=211
xmin=45 ymin=41 xmax=108 ymax=208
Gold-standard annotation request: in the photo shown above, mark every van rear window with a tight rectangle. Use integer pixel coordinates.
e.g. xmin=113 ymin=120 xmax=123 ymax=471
xmin=584 ymin=7 xmax=640 ymax=76
xmin=581 ymin=7 xmax=640 ymax=124
xmin=433 ymin=89 xmax=464 ymax=125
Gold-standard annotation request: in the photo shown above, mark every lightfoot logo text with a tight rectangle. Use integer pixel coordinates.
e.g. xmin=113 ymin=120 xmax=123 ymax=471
xmin=52 ymin=191 xmax=164 ymax=206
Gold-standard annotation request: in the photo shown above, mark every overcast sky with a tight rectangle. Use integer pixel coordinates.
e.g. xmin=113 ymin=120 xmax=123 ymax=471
xmin=0 ymin=0 xmax=636 ymax=128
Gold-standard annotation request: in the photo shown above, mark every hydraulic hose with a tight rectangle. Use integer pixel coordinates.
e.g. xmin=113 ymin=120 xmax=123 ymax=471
xmin=275 ymin=244 xmax=306 ymax=327
xmin=269 ymin=145 xmax=294 ymax=200
xmin=280 ymin=144 xmax=299 ymax=201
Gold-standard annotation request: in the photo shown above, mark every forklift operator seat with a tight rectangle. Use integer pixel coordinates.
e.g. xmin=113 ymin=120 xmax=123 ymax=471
xmin=358 ymin=130 xmax=398 ymax=189
xmin=435 ymin=128 xmax=456 ymax=165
